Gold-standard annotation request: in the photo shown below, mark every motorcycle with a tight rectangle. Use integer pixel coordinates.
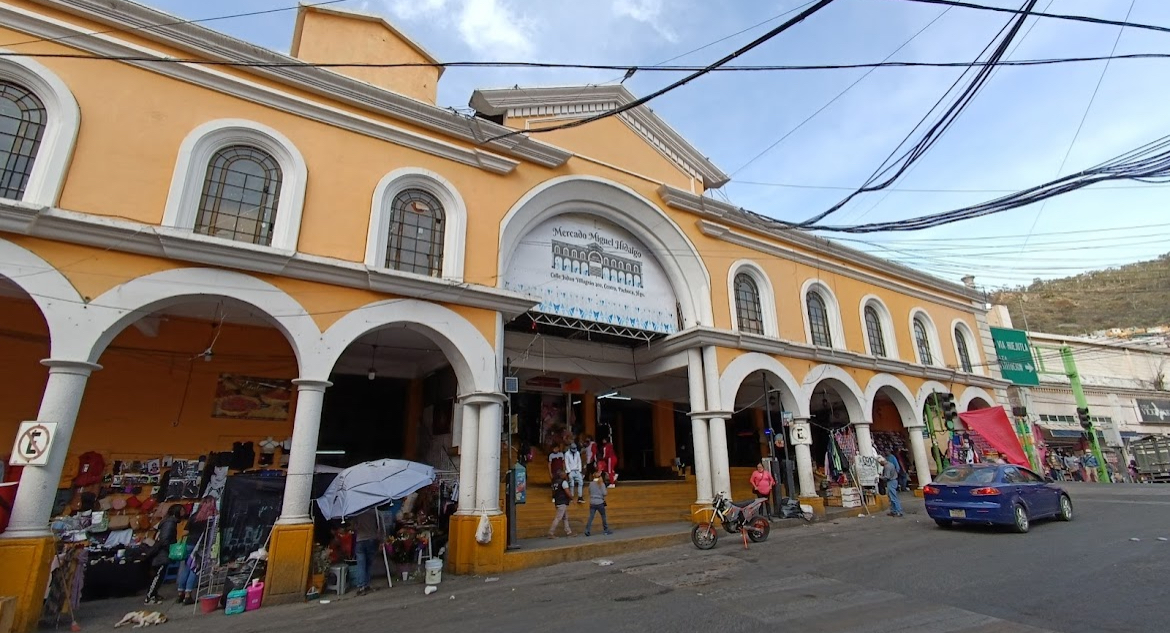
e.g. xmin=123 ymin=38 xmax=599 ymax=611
xmin=691 ymin=492 xmax=771 ymax=550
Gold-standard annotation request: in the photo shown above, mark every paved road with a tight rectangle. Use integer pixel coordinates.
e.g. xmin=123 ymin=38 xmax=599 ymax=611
xmin=82 ymin=483 xmax=1170 ymax=633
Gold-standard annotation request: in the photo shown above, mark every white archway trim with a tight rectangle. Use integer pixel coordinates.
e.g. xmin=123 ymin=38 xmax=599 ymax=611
xmin=958 ymin=385 xmax=997 ymax=412
xmin=858 ymin=294 xmax=899 ymax=360
xmin=727 ymin=259 xmax=778 ymax=337
xmin=314 ymin=299 xmax=497 ymax=393
xmin=718 ymin=352 xmax=804 ymax=417
xmin=162 ymin=118 xmax=308 ymax=252
xmin=800 ymin=279 xmax=846 ymax=350
xmin=79 ymin=268 xmax=319 ymax=367
xmin=908 ymin=308 xmax=944 ymax=368
xmin=0 ymin=50 xmax=80 ymax=207
xmin=950 ymin=318 xmax=983 ymax=375
xmin=498 ymin=175 xmax=711 ymax=328
xmin=0 ymin=236 xmax=86 ymax=357
xmin=801 ymin=364 xmax=866 ymax=422
xmin=365 ymin=167 xmax=467 ymax=281
xmin=863 ymin=373 xmax=918 ymax=428
xmin=915 ymin=380 xmax=951 ymax=415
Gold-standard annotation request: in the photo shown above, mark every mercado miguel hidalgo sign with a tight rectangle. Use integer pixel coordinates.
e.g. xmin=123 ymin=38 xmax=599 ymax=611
xmin=503 ymin=214 xmax=679 ymax=334
xmin=1137 ymin=399 xmax=1170 ymax=424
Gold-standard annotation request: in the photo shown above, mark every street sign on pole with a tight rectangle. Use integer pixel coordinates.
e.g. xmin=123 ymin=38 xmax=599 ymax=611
xmin=11 ymin=421 xmax=56 ymax=466
xmin=990 ymin=327 xmax=1040 ymax=386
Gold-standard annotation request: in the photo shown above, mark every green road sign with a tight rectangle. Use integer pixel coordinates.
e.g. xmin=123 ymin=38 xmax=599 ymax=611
xmin=990 ymin=327 xmax=1039 ymax=385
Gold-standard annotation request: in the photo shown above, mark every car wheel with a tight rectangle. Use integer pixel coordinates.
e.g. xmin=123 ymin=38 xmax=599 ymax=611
xmin=1012 ymin=504 xmax=1030 ymax=533
xmin=1058 ymin=495 xmax=1073 ymax=521
xmin=934 ymin=519 xmax=952 ymax=528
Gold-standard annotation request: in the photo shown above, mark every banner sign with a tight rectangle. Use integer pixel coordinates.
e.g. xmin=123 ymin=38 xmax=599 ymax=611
xmin=503 ymin=214 xmax=679 ymax=334
xmin=990 ymin=327 xmax=1039 ymax=386
xmin=853 ymin=455 xmax=880 ymax=487
xmin=1137 ymin=399 xmax=1170 ymax=424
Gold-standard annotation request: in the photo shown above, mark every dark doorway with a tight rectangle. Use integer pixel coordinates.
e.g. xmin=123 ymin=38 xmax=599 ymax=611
xmin=318 ymin=374 xmax=408 ymax=467
xmin=601 ymin=399 xmax=654 ymax=479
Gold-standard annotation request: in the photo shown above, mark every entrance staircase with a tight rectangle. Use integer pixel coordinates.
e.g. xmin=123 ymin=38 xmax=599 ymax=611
xmin=504 ymin=478 xmax=696 ymax=539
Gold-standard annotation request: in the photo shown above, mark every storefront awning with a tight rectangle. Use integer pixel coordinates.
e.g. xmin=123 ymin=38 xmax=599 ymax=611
xmin=1037 ymin=425 xmax=1107 ymax=440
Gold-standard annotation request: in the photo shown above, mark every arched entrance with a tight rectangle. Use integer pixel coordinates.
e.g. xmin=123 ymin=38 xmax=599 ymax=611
xmin=864 ymin=374 xmax=927 ymax=488
xmin=719 ymin=354 xmax=803 ymax=499
xmin=803 ymin=366 xmax=866 ymax=500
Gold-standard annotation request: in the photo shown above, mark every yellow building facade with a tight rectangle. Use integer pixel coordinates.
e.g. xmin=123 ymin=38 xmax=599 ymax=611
xmin=0 ymin=1 xmax=1008 ymax=628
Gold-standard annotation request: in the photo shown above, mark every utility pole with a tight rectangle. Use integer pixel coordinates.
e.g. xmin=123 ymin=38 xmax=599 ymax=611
xmin=1061 ymin=346 xmax=1110 ymax=482
xmin=924 ymin=395 xmax=947 ymax=473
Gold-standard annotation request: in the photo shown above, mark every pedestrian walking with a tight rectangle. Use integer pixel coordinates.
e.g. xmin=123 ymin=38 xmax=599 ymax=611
xmin=1129 ymin=458 xmax=1141 ymax=483
xmin=144 ymin=504 xmax=183 ymax=604
xmin=548 ymin=471 xmax=573 ymax=538
xmin=749 ymin=462 xmax=776 ymax=516
xmin=350 ymin=508 xmax=381 ymax=596
xmin=879 ymin=456 xmax=903 ymax=517
xmin=565 ymin=443 xmax=585 ymax=503
xmin=584 ymin=471 xmax=612 ymax=536
xmin=1082 ymin=451 xmax=1099 ymax=483
xmin=583 ymin=435 xmax=597 ymax=477
xmin=548 ymin=444 xmax=565 ymax=480
xmin=600 ymin=439 xmax=619 ymax=487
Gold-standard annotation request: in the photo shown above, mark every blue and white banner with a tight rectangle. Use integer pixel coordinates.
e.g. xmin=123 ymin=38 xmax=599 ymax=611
xmin=503 ymin=214 xmax=679 ymax=334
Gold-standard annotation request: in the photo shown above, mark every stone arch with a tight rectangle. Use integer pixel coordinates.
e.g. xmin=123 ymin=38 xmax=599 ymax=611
xmin=0 ymin=237 xmax=86 ymax=357
xmin=497 ymin=175 xmax=711 ymax=328
xmin=719 ymin=352 xmax=804 ymax=417
xmin=802 ymin=364 xmax=866 ymax=422
xmin=915 ymin=380 xmax=951 ymax=414
xmin=312 ymin=299 xmax=497 ymax=394
xmin=958 ymin=386 xmax=996 ymax=412
xmin=863 ymin=373 xmax=918 ymax=427
xmin=77 ymin=268 xmax=319 ymax=367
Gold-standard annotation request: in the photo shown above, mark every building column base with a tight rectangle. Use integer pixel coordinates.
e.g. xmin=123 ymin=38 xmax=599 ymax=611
xmin=798 ymin=496 xmax=825 ymax=517
xmin=448 ymin=513 xmax=507 ymax=576
xmin=0 ymin=535 xmax=55 ymax=632
xmin=264 ymin=523 xmax=315 ymax=605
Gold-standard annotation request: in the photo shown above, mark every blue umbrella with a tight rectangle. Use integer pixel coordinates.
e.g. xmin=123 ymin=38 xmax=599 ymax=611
xmin=315 ymin=459 xmax=436 ymax=520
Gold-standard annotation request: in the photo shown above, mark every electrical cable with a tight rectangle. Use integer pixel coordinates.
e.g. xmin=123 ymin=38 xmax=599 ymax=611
xmin=481 ymin=0 xmax=839 ymax=143
xmin=893 ymin=0 xmax=1170 ymax=36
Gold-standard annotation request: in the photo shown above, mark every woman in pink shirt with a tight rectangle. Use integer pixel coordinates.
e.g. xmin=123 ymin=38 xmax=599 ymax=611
xmin=750 ymin=462 xmax=776 ymax=516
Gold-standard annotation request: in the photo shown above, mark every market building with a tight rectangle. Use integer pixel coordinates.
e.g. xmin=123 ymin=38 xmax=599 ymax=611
xmin=0 ymin=0 xmax=1011 ymax=628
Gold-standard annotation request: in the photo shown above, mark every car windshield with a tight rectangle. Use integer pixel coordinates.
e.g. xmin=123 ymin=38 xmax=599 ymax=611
xmin=934 ymin=466 xmax=999 ymax=484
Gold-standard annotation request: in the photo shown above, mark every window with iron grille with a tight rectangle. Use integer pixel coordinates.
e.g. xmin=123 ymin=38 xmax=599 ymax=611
xmin=806 ymin=291 xmax=832 ymax=347
xmin=0 ymin=81 xmax=46 ymax=200
xmin=387 ymin=188 xmax=445 ymax=276
xmin=914 ymin=318 xmax=934 ymax=365
xmin=194 ymin=145 xmax=282 ymax=246
xmin=864 ymin=305 xmax=887 ymax=357
xmin=955 ymin=327 xmax=973 ymax=372
xmin=733 ymin=273 xmax=764 ymax=335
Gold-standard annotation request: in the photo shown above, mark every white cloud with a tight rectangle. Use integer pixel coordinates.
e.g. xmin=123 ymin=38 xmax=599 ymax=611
xmin=457 ymin=0 xmax=535 ymax=58
xmin=383 ymin=0 xmax=447 ymax=20
xmin=612 ymin=0 xmax=678 ymax=43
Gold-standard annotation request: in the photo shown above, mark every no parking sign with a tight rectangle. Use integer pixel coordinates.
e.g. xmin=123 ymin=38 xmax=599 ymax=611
xmin=10 ymin=422 xmax=56 ymax=466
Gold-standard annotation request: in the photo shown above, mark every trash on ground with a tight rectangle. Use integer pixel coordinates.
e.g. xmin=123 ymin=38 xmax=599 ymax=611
xmin=424 ymin=586 xmax=438 ymax=595
xmin=1130 ymin=537 xmax=1141 ymax=541
xmin=485 ymin=577 xmax=499 ymax=582
xmin=596 ymin=559 xmax=614 ymax=566
xmin=319 ymin=600 xmax=331 ymax=605
xmin=1158 ymin=537 xmax=1168 ymax=542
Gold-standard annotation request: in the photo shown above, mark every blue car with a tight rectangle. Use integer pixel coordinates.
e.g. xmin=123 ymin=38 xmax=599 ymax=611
xmin=923 ymin=464 xmax=1073 ymax=533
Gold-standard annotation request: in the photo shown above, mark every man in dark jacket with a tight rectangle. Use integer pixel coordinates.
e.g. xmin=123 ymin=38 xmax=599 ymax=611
xmin=144 ymin=505 xmax=183 ymax=604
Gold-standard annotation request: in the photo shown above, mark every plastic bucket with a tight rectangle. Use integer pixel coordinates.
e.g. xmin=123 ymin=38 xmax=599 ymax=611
xmin=424 ymin=558 xmax=442 ymax=586
xmin=199 ymin=595 xmax=221 ymax=614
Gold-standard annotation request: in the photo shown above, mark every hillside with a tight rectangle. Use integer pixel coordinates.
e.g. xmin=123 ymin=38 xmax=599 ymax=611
xmin=991 ymin=253 xmax=1170 ymax=335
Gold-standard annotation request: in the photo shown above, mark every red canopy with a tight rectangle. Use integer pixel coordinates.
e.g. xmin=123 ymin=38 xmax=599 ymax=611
xmin=958 ymin=407 xmax=1028 ymax=467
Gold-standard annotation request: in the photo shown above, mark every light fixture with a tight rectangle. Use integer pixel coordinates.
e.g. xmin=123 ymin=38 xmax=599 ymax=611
xmin=367 ymin=344 xmax=378 ymax=381
xmin=572 ymin=400 xmax=582 ymax=405
xmin=202 ymin=349 xmax=213 ymax=362
xmin=598 ymin=391 xmax=630 ymax=401
xmin=315 ymin=450 xmax=346 ymax=456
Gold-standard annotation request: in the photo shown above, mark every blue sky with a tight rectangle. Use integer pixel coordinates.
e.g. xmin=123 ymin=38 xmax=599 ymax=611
xmin=140 ymin=0 xmax=1170 ymax=290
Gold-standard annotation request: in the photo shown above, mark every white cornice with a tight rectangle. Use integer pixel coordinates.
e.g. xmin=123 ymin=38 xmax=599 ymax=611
xmin=470 ymin=85 xmax=730 ymax=189
xmin=652 ymin=326 xmax=1009 ymax=391
xmin=657 ymin=184 xmax=986 ymax=311
xmin=21 ymin=0 xmax=572 ymax=169
xmin=0 ymin=202 xmax=538 ymax=317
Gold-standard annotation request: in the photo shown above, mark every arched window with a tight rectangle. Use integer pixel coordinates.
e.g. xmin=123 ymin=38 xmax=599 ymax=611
xmin=807 ymin=291 xmax=833 ymax=347
xmin=913 ymin=318 xmax=934 ymax=365
xmin=955 ymin=326 xmax=973 ymax=373
xmin=0 ymin=81 xmax=46 ymax=200
xmin=864 ymin=305 xmax=887 ymax=357
xmin=386 ymin=188 xmax=445 ymax=276
xmin=194 ymin=145 xmax=282 ymax=246
xmin=733 ymin=272 xmax=763 ymax=335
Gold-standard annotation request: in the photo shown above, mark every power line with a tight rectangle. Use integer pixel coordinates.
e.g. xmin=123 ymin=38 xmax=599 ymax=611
xmin=892 ymin=0 xmax=1170 ymax=36
xmin=481 ymin=0 xmax=839 ymax=143
xmin=733 ymin=179 xmax=1170 ymax=192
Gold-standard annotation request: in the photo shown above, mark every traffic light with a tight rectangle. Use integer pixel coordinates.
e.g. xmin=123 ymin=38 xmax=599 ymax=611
xmin=1077 ymin=407 xmax=1091 ymax=429
xmin=939 ymin=392 xmax=958 ymax=431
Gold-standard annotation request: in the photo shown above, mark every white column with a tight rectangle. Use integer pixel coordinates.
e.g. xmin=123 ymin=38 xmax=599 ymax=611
xmin=475 ymin=399 xmax=504 ymax=513
xmin=854 ymin=420 xmax=876 ymax=458
xmin=277 ymin=379 xmax=330 ymax=524
xmin=907 ymin=424 xmax=933 ymax=486
xmin=708 ymin=416 xmax=732 ymax=498
xmin=5 ymin=360 xmax=100 ymax=538
xmin=686 ymin=349 xmax=712 ymax=504
xmin=792 ymin=416 xmax=816 ymax=498
xmin=455 ymin=402 xmax=480 ymax=515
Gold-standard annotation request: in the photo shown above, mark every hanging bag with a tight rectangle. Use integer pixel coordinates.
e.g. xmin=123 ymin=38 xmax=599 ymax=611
xmin=474 ymin=513 xmax=492 ymax=545
xmin=169 ymin=538 xmax=187 ymax=561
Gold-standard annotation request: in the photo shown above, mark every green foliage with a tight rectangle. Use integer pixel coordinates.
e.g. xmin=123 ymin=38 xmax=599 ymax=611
xmin=991 ymin=253 xmax=1170 ymax=335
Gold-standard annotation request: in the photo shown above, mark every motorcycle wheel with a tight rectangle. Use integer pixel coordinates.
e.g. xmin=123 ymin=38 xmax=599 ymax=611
xmin=692 ymin=523 xmax=718 ymax=550
xmin=747 ymin=517 xmax=771 ymax=542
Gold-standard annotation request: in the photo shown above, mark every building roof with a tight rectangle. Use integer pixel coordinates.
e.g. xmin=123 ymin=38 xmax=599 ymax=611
xmin=290 ymin=3 xmax=445 ymax=78
xmin=470 ymin=84 xmax=731 ymax=189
